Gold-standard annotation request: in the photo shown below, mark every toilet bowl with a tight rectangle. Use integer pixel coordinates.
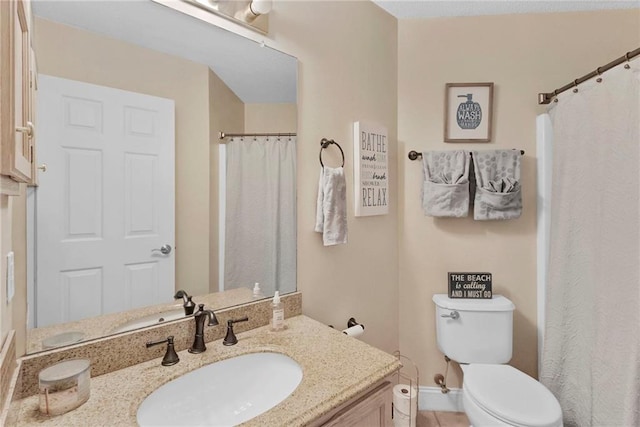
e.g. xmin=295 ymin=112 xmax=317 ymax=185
xmin=461 ymin=364 xmax=562 ymax=427
xmin=432 ymin=294 xmax=563 ymax=427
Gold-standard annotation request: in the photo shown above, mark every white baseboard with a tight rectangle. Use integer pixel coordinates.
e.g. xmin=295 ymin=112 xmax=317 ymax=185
xmin=418 ymin=386 xmax=464 ymax=412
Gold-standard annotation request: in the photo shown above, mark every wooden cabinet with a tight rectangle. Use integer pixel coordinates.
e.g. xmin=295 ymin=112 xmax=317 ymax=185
xmin=311 ymin=381 xmax=393 ymax=427
xmin=1 ymin=0 xmax=36 ymax=188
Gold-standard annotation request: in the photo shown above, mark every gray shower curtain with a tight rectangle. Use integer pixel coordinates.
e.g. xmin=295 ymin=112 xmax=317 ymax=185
xmin=223 ymin=136 xmax=296 ymax=298
xmin=540 ymin=61 xmax=639 ymax=426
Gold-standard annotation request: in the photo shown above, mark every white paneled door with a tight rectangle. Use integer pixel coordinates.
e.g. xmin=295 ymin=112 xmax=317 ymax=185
xmin=36 ymin=75 xmax=175 ymax=328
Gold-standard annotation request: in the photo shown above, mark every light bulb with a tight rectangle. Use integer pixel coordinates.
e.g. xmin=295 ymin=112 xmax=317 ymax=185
xmin=250 ymin=0 xmax=272 ymax=16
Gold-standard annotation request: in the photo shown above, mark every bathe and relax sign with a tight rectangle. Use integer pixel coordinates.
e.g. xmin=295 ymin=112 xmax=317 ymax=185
xmin=353 ymin=121 xmax=389 ymax=216
xmin=448 ymin=272 xmax=492 ymax=299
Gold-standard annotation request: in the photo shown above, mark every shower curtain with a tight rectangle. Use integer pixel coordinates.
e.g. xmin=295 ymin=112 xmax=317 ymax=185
xmin=224 ymin=136 xmax=296 ymax=298
xmin=540 ymin=61 xmax=639 ymax=426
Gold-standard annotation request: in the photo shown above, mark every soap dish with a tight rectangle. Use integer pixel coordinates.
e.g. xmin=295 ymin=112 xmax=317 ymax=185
xmin=39 ymin=359 xmax=91 ymax=416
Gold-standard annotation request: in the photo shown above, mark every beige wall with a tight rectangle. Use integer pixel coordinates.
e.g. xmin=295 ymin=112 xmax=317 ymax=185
xmin=33 ymin=18 xmax=213 ymax=298
xmin=269 ymin=1 xmax=400 ymax=353
xmin=244 ymin=103 xmax=297 ymax=133
xmin=398 ymin=9 xmax=640 ymax=387
xmin=10 ymin=188 xmax=27 ymax=355
xmin=0 ymin=185 xmax=27 ymax=355
xmin=0 ymin=195 xmax=13 ymax=348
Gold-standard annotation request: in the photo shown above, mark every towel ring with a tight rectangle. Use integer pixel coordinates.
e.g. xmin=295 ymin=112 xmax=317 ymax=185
xmin=319 ymin=138 xmax=345 ymax=168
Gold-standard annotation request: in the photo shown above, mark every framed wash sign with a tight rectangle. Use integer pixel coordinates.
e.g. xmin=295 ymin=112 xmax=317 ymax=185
xmin=444 ymin=82 xmax=494 ymax=142
xmin=353 ymin=121 xmax=389 ymax=216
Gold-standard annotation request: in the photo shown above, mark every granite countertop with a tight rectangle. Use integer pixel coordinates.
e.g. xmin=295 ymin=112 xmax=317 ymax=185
xmin=13 ymin=315 xmax=401 ymax=426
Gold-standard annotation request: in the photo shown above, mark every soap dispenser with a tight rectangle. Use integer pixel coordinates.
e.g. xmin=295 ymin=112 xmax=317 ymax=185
xmin=271 ymin=291 xmax=285 ymax=331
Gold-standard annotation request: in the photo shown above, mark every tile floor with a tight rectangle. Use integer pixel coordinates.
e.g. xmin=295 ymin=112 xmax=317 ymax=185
xmin=416 ymin=410 xmax=470 ymax=427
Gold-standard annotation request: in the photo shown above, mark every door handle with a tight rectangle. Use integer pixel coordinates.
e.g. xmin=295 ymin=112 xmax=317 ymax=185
xmin=16 ymin=121 xmax=35 ymax=139
xmin=152 ymin=244 xmax=172 ymax=255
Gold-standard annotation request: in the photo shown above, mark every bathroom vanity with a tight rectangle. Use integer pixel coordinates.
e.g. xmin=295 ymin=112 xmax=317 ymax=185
xmin=8 ymin=315 xmax=401 ymax=426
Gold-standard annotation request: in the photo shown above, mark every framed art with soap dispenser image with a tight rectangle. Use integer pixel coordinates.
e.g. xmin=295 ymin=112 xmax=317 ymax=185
xmin=444 ymin=82 xmax=494 ymax=142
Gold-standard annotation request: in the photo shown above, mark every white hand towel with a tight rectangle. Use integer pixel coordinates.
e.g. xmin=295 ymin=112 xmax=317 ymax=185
xmin=315 ymin=166 xmax=347 ymax=246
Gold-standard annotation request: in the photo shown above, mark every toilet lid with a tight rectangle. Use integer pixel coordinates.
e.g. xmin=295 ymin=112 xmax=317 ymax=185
xmin=464 ymin=364 xmax=562 ymax=427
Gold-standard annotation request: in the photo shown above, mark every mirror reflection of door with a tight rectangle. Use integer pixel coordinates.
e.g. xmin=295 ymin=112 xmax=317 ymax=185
xmin=34 ymin=75 xmax=175 ymax=328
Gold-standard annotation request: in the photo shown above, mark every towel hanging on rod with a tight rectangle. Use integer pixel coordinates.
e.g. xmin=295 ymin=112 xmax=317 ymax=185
xmin=319 ymin=138 xmax=345 ymax=167
xmin=408 ymin=149 xmax=524 ymax=160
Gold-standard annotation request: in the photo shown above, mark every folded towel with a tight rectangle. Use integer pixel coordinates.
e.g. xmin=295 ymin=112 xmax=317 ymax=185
xmin=315 ymin=166 xmax=348 ymax=246
xmin=422 ymin=150 xmax=471 ymax=217
xmin=471 ymin=150 xmax=522 ymax=220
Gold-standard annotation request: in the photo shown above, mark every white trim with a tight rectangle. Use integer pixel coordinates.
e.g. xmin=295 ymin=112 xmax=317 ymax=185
xmin=418 ymin=386 xmax=464 ymax=412
xmin=535 ymin=114 xmax=553 ymax=375
xmin=218 ymin=143 xmax=227 ymax=292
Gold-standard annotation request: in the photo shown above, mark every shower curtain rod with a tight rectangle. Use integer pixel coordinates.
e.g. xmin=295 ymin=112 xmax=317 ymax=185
xmin=218 ymin=132 xmax=297 ymax=139
xmin=538 ymin=47 xmax=640 ymax=104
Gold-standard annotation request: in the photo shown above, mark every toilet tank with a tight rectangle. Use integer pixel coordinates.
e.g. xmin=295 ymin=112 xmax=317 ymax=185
xmin=433 ymin=294 xmax=515 ymax=364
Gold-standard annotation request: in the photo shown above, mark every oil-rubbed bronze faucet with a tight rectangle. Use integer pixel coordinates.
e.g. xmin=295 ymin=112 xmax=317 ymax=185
xmin=174 ymin=290 xmax=196 ymax=315
xmin=146 ymin=336 xmax=180 ymax=366
xmin=223 ymin=317 xmax=249 ymax=346
xmin=189 ymin=304 xmax=219 ymax=354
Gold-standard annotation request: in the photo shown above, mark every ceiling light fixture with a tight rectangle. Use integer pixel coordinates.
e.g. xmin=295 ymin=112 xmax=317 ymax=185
xmin=186 ymin=0 xmax=271 ymax=34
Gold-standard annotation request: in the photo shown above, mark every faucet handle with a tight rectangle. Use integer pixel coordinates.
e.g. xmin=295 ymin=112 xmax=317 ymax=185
xmin=146 ymin=336 xmax=180 ymax=366
xmin=223 ymin=317 xmax=249 ymax=346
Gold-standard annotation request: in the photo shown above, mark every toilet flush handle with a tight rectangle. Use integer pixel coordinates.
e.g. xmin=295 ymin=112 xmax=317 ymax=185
xmin=441 ymin=311 xmax=459 ymax=320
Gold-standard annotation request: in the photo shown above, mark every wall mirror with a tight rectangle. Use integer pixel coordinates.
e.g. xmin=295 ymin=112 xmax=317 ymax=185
xmin=26 ymin=0 xmax=297 ymax=354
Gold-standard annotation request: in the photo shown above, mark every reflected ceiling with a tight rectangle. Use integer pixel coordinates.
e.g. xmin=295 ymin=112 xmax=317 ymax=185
xmin=372 ymin=0 xmax=639 ymax=19
xmin=32 ymin=0 xmax=296 ymax=104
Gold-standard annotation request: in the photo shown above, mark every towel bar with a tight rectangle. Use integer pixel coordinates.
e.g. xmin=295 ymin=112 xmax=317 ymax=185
xmin=408 ymin=149 xmax=525 ymax=160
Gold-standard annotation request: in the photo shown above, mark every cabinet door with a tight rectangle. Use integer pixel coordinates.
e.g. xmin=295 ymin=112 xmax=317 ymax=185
xmin=0 ymin=0 xmax=34 ymax=184
xmin=322 ymin=382 xmax=392 ymax=427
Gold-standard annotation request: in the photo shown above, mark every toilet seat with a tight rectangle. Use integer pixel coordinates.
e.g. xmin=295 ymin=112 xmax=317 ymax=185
xmin=464 ymin=364 xmax=562 ymax=427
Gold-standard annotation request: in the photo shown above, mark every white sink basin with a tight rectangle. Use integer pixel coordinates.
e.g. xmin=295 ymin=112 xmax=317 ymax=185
xmin=137 ymin=352 xmax=303 ymax=426
xmin=111 ymin=309 xmax=185 ymax=334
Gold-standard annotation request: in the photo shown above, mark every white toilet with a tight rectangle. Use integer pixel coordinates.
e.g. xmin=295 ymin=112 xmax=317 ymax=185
xmin=433 ymin=294 xmax=563 ymax=427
